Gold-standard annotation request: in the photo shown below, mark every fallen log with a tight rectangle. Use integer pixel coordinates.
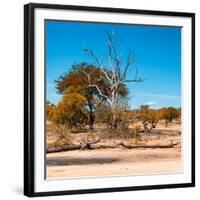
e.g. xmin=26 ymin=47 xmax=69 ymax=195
xmin=120 ymin=141 xmax=178 ymax=149
xmin=89 ymin=143 xmax=120 ymax=149
xmin=88 ymin=141 xmax=178 ymax=150
xmin=47 ymin=144 xmax=81 ymax=153
xmin=47 ymin=140 xmax=178 ymax=153
xmin=47 ymin=138 xmax=101 ymax=153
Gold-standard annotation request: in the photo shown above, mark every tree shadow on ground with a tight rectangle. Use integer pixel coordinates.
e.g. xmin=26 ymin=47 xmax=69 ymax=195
xmin=46 ymin=156 xmax=119 ymax=166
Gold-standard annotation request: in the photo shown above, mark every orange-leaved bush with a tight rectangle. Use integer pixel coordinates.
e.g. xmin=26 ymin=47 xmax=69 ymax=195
xmin=52 ymin=93 xmax=88 ymax=129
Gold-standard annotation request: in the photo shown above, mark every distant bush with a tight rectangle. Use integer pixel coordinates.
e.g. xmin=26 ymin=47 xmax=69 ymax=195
xmin=114 ymin=109 xmax=134 ymax=130
xmin=137 ymin=105 xmax=160 ymax=133
xmin=159 ymin=107 xmax=180 ymax=126
xmin=131 ymin=125 xmax=142 ymax=139
xmin=99 ymin=124 xmax=141 ymax=140
xmin=52 ymin=124 xmax=73 ymax=147
xmin=95 ymin=104 xmax=112 ymax=124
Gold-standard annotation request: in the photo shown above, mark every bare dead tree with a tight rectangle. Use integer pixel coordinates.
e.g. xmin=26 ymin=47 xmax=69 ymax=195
xmin=83 ymin=31 xmax=143 ymax=129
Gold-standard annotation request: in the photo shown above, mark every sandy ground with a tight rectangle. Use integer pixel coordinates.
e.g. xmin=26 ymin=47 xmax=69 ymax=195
xmin=47 ymin=147 xmax=181 ymax=179
xmin=46 ymin=122 xmax=181 ymax=179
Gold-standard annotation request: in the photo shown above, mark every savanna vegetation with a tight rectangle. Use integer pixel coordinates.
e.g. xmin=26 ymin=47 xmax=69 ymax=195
xmin=46 ymin=32 xmax=181 ymax=153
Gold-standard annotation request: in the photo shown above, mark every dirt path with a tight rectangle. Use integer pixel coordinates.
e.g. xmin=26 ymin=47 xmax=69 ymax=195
xmin=46 ymin=148 xmax=181 ymax=179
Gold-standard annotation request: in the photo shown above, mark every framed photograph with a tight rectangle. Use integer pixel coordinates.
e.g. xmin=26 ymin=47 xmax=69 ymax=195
xmin=24 ymin=3 xmax=195 ymax=197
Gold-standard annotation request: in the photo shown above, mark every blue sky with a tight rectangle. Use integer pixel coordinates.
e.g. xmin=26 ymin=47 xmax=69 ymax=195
xmin=46 ymin=20 xmax=181 ymax=109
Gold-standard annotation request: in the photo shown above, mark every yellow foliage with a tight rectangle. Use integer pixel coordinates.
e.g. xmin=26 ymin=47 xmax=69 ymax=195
xmin=52 ymin=93 xmax=88 ymax=128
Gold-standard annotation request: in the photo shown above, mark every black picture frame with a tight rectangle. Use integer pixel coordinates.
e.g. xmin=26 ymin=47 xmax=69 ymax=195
xmin=24 ymin=3 xmax=195 ymax=197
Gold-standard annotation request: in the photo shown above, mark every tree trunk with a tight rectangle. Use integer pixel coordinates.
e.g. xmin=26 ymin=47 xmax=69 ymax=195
xmin=110 ymin=86 xmax=118 ymax=130
xmin=88 ymin=100 xmax=95 ymax=130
